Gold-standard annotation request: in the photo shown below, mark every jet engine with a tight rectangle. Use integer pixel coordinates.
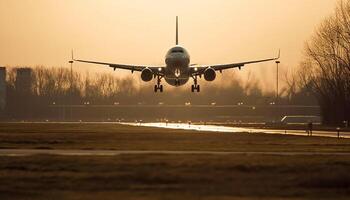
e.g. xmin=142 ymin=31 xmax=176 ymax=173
xmin=204 ymin=68 xmax=216 ymax=81
xmin=141 ymin=68 xmax=153 ymax=82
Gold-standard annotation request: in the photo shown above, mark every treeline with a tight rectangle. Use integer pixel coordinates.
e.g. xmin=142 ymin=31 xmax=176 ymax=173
xmin=6 ymin=66 xmax=316 ymax=104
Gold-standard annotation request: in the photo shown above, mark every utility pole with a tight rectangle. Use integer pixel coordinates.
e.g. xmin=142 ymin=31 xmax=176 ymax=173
xmin=275 ymin=60 xmax=280 ymax=104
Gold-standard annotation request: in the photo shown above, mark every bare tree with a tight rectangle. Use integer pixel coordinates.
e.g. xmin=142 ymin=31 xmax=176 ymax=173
xmin=299 ymin=0 xmax=350 ymax=125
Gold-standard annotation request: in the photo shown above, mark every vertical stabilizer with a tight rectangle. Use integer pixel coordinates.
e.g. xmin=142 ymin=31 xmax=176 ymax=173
xmin=176 ymin=16 xmax=179 ymax=45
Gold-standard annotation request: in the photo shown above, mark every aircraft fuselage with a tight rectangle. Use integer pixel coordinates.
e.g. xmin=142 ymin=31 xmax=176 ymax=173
xmin=164 ymin=45 xmax=190 ymax=86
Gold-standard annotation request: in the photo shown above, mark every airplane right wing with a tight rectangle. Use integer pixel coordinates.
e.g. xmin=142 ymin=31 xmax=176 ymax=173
xmin=190 ymin=50 xmax=280 ymax=76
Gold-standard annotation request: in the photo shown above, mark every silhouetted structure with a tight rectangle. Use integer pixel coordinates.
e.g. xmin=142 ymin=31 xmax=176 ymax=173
xmin=15 ymin=68 xmax=33 ymax=118
xmin=0 ymin=67 xmax=6 ymax=114
xmin=15 ymin=68 xmax=32 ymax=94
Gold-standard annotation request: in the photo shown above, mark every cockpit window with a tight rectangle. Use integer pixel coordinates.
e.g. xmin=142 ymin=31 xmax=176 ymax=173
xmin=172 ymin=49 xmax=184 ymax=53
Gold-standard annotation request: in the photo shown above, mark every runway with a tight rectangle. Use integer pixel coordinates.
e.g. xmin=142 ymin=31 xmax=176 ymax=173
xmin=123 ymin=122 xmax=350 ymax=138
xmin=0 ymin=149 xmax=350 ymax=157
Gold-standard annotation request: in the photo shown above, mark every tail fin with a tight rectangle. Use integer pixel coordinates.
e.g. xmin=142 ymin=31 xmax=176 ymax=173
xmin=176 ymin=16 xmax=179 ymax=45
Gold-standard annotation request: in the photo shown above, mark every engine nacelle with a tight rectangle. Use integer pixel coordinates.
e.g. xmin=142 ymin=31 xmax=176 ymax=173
xmin=141 ymin=68 xmax=153 ymax=82
xmin=204 ymin=68 xmax=216 ymax=81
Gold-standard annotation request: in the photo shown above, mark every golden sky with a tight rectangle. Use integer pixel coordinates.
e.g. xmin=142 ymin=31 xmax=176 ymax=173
xmin=0 ymin=0 xmax=337 ymax=90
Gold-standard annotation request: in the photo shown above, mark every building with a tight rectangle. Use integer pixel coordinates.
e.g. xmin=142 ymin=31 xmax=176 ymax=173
xmin=0 ymin=67 xmax=5 ymax=111
xmin=15 ymin=68 xmax=33 ymax=119
xmin=15 ymin=68 xmax=32 ymax=95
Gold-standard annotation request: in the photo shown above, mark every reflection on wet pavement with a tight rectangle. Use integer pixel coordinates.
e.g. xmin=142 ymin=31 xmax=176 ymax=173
xmin=123 ymin=122 xmax=350 ymax=138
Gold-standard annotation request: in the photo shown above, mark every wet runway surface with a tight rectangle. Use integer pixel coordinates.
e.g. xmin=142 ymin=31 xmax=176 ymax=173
xmin=124 ymin=122 xmax=350 ymax=138
xmin=1 ymin=149 xmax=350 ymax=157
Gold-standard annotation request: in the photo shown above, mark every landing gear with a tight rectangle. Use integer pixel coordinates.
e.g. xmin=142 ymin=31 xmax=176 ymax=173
xmin=191 ymin=84 xmax=200 ymax=92
xmin=154 ymin=84 xmax=163 ymax=92
xmin=191 ymin=76 xmax=200 ymax=92
xmin=175 ymin=79 xmax=180 ymax=86
xmin=154 ymin=76 xmax=163 ymax=93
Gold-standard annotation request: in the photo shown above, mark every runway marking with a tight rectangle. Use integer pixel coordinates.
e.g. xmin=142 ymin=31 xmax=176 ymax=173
xmin=0 ymin=149 xmax=350 ymax=157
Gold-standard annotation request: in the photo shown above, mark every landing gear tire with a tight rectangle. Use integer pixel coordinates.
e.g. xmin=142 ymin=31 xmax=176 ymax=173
xmin=154 ymin=84 xmax=163 ymax=93
xmin=191 ymin=84 xmax=200 ymax=93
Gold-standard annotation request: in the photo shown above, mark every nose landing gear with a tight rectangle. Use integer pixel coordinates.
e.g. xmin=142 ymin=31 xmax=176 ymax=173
xmin=154 ymin=76 xmax=163 ymax=93
xmin=175 ymin=78 xmax=180 ymax=86
xmin=191 ymin=76 xmax=200 ymax=92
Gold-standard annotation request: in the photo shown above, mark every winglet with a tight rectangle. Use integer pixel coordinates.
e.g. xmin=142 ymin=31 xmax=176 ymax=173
xmin=69 ymin=49 xmax=74 ymax=64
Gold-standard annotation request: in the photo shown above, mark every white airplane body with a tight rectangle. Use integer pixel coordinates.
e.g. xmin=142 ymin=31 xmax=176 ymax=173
xmin=73 ymin=17 xmax=280 ymax=92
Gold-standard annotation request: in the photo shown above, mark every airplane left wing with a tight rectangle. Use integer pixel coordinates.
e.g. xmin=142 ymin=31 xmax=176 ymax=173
xmin=73 ymin=58 xmax=165 ymax=76
xmin=191 ymin=50 xmax=280 ymax=76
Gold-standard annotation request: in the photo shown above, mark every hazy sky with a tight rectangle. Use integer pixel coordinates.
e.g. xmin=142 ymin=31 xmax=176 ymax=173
xmin=0 ymin=0 xmax=338 ymax=90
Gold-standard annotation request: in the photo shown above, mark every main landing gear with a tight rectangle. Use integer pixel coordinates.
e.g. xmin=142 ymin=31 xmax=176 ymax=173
xmin=154 ymin=76 xmax=163 ymax=93
xmin=191 ymin=76 xmax=200 ymax=92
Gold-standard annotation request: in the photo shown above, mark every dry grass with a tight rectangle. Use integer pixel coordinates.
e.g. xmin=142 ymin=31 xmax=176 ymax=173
xmin=0 ymin=155 xmax=350 ymax=200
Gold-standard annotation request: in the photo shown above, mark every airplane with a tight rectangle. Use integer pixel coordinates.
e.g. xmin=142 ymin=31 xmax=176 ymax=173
xmin=71 ymin=16 xmax=280 ymax=93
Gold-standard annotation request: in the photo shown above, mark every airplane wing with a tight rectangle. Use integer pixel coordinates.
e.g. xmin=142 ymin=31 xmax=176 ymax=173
xmin=191 ymin=50 xmax=280 ymax=76
xmin=73 ymin=58 xmax=165 ymax=76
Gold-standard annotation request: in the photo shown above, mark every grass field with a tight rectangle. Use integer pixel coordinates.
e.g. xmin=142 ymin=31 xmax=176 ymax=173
xmin=1 ymin=123 xmax=350 ymax=152
xmin=0 ymin=123 xmax=350 ymax=200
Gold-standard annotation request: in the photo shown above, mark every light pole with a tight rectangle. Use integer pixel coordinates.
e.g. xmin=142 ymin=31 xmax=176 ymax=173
xmin=69 ymin=51 xmax=74 ymax=121
xmin=275 ymin=60 xmax=280 ymax=104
